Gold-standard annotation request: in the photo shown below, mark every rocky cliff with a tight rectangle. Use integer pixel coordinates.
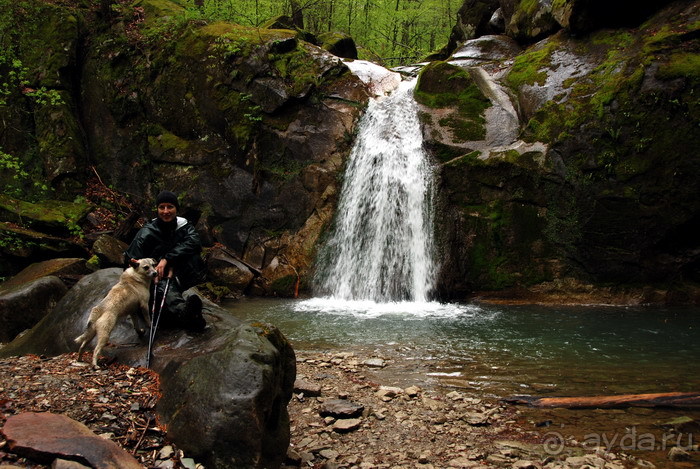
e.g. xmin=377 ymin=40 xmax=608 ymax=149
xmin=420 ymin=0 xmax=700 ymax=303
xmin=0 ymin=0 xmax=369 ymax=294
xmin=1 ymin=0 xmax=698 ymax=303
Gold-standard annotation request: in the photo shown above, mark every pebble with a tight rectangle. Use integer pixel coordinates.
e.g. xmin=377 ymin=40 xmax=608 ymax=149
xmin=363 ymin=358 xmax=386 ymax=368
xmin=332 ymin=418 xmax=362 ymax=433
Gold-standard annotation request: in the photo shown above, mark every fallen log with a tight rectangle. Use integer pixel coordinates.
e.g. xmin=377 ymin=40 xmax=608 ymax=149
xmin=503 ymin=392 xmax=700 ymax=409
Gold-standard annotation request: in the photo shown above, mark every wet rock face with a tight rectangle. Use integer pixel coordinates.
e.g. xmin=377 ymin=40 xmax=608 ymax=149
xmin=0 ymin=268 xmax=296 ymax=469
xmin=429 ymin=1 xmax=700 ymax=299
xmin=430 ymin=0 xmax=501 ymax=59
xmin=500 ymin=0 xmax=678 ymax=41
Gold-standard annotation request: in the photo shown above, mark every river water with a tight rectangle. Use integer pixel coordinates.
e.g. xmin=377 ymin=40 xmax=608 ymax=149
xmin=224 ymin=297 xmax=700 ymax=399
xmin=225 ymin=298 xmax=699 ymax=466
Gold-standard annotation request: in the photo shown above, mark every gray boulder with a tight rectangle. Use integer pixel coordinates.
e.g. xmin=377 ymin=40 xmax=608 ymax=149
xmin=0 ymin=276 xmax=67 ymax=343
xmin=0 ymin=268 xmax=295 ymax=469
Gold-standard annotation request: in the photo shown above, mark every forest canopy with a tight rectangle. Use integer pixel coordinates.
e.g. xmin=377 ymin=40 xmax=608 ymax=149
xmin=183 ymin=0 xmax=457 ymax=65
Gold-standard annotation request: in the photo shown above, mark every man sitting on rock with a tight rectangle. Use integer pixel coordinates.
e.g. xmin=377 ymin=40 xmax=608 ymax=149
xmin=124 ymin=190 xmax=206 ymax=332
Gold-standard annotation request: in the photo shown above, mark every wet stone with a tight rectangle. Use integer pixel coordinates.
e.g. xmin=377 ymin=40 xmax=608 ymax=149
xmin=363 ymin=358 xmax=386 ymax=368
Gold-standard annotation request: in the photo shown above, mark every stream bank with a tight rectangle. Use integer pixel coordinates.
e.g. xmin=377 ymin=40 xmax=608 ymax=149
xmin=1 ymin=350 xmax=696 ymax=468
xmin=287 ymin=349 xmax=698 ymax=469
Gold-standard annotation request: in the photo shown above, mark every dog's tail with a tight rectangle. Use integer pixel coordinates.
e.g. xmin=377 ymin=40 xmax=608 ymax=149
xmin=75 ymin=317 xmax=95 ymax=345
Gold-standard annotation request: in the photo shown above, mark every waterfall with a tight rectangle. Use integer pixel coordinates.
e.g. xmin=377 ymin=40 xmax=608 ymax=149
xmin=314 ymin=79 xmax=437 ymax=303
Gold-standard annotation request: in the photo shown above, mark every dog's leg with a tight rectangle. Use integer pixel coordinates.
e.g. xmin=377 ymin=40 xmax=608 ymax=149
xmin=92 ymin=314 xmax=118 ymax=368
xmin=129 ymin=310 xmax=147 ymax=337
xmin=75 ymin=326 xmax=95 ymax=363
xmin=140 ymin=297 xmax=152 ymax=327
xmin=75 ymin=310 xmax=98 ymax=363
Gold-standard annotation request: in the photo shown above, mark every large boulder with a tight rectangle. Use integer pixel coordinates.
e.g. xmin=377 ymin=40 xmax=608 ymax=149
xmin=550 ymin=0 xmax=677 ymax=34
xmin=497 ymin=0 xmax=678 ymax=42
xmin=317 ymin=31 xmax=359 ymax=59
xmin=504 ymin=0 xmax=560 ymax=42
xmin=0 ymin=258 xmax=89 ymax=293
xmin=91 ymin=234 xmax=129 ymax=267
xmin=0 ymin=276 xmax=67 ymax=343
xmin=0 ymin=268 xmax=296 ymax=468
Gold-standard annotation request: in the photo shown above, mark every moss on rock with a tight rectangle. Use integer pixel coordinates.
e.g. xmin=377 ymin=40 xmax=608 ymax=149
xmin=415 ymin=61 xmax=491 ymax=142
xmin=0 ymin=195 xmax=92 ymax=237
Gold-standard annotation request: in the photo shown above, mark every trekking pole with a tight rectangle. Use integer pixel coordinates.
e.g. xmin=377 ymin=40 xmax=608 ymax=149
xmin=146 ymin=282 xmax=158 ymax=365
xmin=147 ymin=276 xmax=170 ymax=368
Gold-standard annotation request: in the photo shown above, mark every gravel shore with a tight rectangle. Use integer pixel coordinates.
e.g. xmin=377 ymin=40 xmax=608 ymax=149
xmin=0 ymin=351 xmax=690 ymax=469
xmin=285 ymin=350 xmax=667 ymax=469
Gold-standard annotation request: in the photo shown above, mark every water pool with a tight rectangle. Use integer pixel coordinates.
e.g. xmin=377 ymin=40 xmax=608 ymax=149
xmin=223 ymin=297 xmax=699 ymax=398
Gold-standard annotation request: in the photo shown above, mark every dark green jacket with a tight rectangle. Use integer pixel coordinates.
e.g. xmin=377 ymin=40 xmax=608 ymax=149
xmin=124 ymin=216 xmax=206 ymax=290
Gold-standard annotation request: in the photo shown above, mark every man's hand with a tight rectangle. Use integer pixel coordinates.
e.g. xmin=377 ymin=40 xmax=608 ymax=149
xmin=156 ymin=259 xmax=172 ymax=281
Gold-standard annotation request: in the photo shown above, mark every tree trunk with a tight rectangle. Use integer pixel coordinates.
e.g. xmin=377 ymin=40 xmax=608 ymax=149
xmin=290 ymin=0 xmax=304 ymax=28
xmin=504 ymin=392 xmax=700 ymax=409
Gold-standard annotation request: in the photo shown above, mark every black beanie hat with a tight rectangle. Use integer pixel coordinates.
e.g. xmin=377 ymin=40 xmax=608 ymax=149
xmin=155 ymin=190 xmax=179 ymax=209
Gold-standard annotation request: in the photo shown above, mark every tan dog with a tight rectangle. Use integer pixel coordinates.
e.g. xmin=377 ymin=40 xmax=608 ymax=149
xmin=75 ymin=258 xmax=158 ymax=367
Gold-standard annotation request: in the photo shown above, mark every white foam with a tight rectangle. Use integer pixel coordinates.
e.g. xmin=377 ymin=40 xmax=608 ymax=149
xmin=294 ymin=297 xmax=481 ymax=319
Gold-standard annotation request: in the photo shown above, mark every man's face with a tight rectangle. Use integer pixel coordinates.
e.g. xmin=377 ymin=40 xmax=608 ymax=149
xmin=157 ymin=203 xmax=177 ymax=223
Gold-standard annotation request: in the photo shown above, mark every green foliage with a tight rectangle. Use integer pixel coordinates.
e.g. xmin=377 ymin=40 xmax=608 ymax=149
xmin=241 ymin=94 xmax=263 ymax=123
xmin=171 ymin=0 xmax=456 ymax=66
xmin=0 ymin=149 xmax=30 ymax=182
xmin=0 ymin=54 xmax=64 ymax=107
xmin=0 ymin=148 xmax=48 ymax=199
xmin=0 ymin=230 xmax=36 ymax=253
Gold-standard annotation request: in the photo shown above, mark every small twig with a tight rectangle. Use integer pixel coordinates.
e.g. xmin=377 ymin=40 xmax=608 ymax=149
xmin=131 ymin=414 xmax=153 ymax=454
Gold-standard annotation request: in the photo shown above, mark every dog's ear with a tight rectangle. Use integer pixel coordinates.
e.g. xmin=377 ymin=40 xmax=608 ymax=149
xmin=129 ymin=258 xmax=139 ymax=268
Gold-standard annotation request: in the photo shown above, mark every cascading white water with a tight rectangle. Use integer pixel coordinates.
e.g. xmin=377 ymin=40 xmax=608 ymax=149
xmin=314 ymin=79 xmax=437 ymax=303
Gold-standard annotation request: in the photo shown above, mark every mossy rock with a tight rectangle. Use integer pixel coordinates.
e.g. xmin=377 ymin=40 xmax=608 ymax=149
xmin=0 ymin=195 xmax=92 ymax=237
xmin=261 ymin=15 xmax=296 ymax=30
xmin=317 ymin=31 xmax=358 ymax=59
xmin=506 ymin=0 xmax=560 ymax=41
xmin=133 ymin=0 xmax=187 ymax=25
xmin=10 ymin=0 xmax=82 ymax=88
xmin=415 ymin=61 xmax=491 ymax=142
